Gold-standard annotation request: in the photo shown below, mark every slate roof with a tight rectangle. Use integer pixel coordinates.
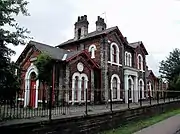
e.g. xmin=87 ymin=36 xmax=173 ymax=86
xmin=57 ymin=26 xmax=118 ymax=47
xmin=29 ymin=41 xmax=71 ymax=60
xmin=16 ymin=41 xmax=80 ymax=63
xmin=129 ymin=41 xmax=148 ymax=55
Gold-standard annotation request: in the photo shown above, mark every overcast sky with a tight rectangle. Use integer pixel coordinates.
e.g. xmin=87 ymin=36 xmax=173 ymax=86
xmin=9 ymin=0 xmax=180 ymax=76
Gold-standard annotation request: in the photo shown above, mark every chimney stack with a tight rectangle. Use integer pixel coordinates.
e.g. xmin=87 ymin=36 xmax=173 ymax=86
xmin=74 ymin=15 xmax=89 ymax=40
xmin=95 ymin=16 xmax=106 ymax=31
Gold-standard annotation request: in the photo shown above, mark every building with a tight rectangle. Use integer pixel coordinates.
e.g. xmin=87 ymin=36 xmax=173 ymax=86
xmin=16 ymin=15 xmax=166 ymax=108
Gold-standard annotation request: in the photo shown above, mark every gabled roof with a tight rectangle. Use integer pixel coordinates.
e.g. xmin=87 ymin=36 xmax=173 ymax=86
xmin=66 ymin=50 xmax=100 ymax=69
xmin=146 ymin=70 xmax=157 ymax=79
xmin=16 ymin=41 xmax=80 ymax=64
xmin=129 ymin=41 xmax=148 ymax=55
xmin=56 ymin=26 xmax=125 ymax=47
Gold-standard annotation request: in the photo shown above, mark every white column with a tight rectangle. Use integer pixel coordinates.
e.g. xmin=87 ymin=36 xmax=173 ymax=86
xmin=72 ymin=79 xmax=75 ymax=103
xmin=24 ymin=79 xmax=28 ymax=107
xmin=134 ymin=76 xmax=138 ymax=103
xmin=78 ymin=78 xmax=82 ymax=102
xmin=124 ymin=74 xmax=128 ymax=103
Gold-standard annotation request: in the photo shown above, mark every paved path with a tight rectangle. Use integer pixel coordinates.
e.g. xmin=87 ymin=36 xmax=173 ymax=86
xmin=134 ymin=114 xmax=180 ymax=134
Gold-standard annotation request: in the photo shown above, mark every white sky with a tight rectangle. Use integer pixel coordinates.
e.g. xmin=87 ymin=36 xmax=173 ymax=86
xmin=9 ymin=0 xmax=180 ymax=76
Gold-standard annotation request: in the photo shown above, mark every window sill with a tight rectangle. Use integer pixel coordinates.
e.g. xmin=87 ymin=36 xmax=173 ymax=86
xmin=108 ymin=61 xmax=122 ymax=66
xmin=108 ymin=98 xmax=123 ymax=102
xmin=139 ymin=70 xmax=145 ymax=72
xmin=68 ymin=100 xmax=91 ymax=103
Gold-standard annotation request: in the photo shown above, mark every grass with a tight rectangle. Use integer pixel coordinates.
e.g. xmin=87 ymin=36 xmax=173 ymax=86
xmin=102 ymin=109 xmax=180 ymax=134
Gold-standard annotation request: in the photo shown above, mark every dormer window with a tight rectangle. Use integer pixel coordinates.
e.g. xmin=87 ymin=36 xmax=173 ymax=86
xmin=137 ymin=54 xmax=143 ymax=71
xmin=125 ymin=51 xmax=132 ymax=67
xmin=110 ymin=42 xmax=119 ymax=64
xmin=88 ymin=44 xmax=97 ymax=59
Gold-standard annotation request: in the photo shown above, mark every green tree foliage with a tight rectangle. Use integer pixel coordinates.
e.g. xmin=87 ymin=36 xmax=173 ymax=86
xmin=34 ymin=53 xmax=53 ymax=86
xmin=159 ymin=48 xmax=180 ymax=90
xmin=0 ymin=0 xmax=29 ymax=100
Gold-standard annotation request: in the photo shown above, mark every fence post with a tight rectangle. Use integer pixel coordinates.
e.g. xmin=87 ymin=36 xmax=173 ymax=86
xmin=109 ymin=88 xmax=113 ymax=113
xmin=49 ymin=86 xmax=53 ymax=121
xmin=149 ymin=90 xmax=151 ymax=105
xmin=128 ymin=90 xmax=130 ymax=109
xmin=163 ymin=91 xmax=165 ymax=103
xmin=157 ymin=91 xmax=159 ymax=104
xmin=140 ymin=89 xmax=142 ymax=107
xmin=85 ymin=88 xmax=88 ymax=116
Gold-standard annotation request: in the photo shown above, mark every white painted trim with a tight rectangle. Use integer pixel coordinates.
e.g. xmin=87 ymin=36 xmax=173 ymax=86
xmin=24 ymin=63 xmax=39 ymax=108
xmin=128 ymin=76 xmax=134 ymax=101
xmin=108 ymin=61 xmax=122 ymax=66
xmin=38 ymin=100 xmax=48 ymax=103
xmin=137 ymin=54 xmax=143 ymax=70
xmin=111 ymin=74 xmax=121 ymax=100
xmin=71 ymin=72 xmax=89 ymax=103
xmin=139 ymin=79 xmax=145 ymax=99
xmin=18 ymin=98 xmax=24 ymax=101
xmin=125 ymin=51 xmax=132 ymax=67
xmin=62 ymin=54 xmax=67 ymax=61
xmin=108 ymin=98 xmax=123 ymax=102
xmin=124 ymin=69 xmax=138 ymax=77
xmin=110 ymin=42 xmax=120 ymax=64
xmin=88 ymin=44 xmax=97 ymax=59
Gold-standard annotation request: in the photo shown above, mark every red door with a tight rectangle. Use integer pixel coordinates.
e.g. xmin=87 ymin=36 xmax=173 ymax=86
xmin=29 ymin=80 xmax=36 ymax=108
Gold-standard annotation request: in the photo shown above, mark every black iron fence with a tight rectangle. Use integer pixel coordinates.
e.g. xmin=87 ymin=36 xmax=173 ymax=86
xmin=0 ymin=88 xmax=180 ymax=122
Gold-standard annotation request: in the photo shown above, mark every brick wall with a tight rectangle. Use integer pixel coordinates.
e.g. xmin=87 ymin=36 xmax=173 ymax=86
xmin=1 ymin=101 xmax=180 ymax=134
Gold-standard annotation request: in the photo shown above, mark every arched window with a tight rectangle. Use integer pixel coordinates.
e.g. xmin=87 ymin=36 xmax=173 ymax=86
xmin=81 ymin=77 xmax=85 ymax=100
xmin=112 ymin=77 xmax=118 ymax=99
xmin=125 ymin=52 xmax=128 ymax=65
xmin=125 ymin=52 xmax=132 ymax=67
xmin=111 ymin=74 xmax=121 ymax=101
xmin=129 ymin=53 xmax=132 ymax=67
xmin=110 ymin=42 xmax=119 ymax=64
xmin=72 ymin=72 xmax=88 ymax=103
xmin=74 ymin=76 xmax=78 ymax=101
xmin=147 ymin=81 xmax=152 ymax=97
xmin=88 ymin=44 xmax=97 ymax=59
xmin=137 ymin=54 xmax=143 ymax=70
xmin=128 ymin=76 xmax=134 ymax=100
xmin=139 ymin=79 xmax=144 ymax=99
xmin=112 ymin=45 xmax=117 ymax=63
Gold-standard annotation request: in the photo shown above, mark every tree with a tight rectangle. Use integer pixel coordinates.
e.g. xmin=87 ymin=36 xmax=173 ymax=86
xmin=34 ymin=53 xmax=53 ymax=108
xmin=35 ymin=53 xmax=53 ymax=85
xmin=0 ymin=0 xmax=29 ymax=101
xmin=159 ymin=48 xmax=180 ymax=90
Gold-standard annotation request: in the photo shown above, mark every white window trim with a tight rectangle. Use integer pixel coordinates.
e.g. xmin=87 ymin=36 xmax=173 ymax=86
xmin=110 ymin=42 xmax=120 ymax=65
xmin=72 ymin=72 xmax=89 ymax=103
xmin=88 ymin=44 xmax=97 ymax=59
xmin=128 ymin=76 xmax=134 ymax=100
xmin=147 ymin=82 xmax=152 ymax=97
xmin=137 ymin=54 xmax=144 ymax=71
xmin=108 ymin=61 xmax=122 ymax=66
xmin=138 ymin=79 xmax=145 ymax=99
xmin=125 ymin=51 xmax=132 ymax=67
xmin=111 ymin=74 xmax=121 ymax=101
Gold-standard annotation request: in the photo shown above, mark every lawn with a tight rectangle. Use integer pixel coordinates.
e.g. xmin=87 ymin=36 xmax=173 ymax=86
xmin=102 ymin=109 xmax=180 ymax=134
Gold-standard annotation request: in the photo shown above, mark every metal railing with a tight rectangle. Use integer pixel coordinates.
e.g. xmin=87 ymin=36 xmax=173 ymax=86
xmin=0 ymin=88 xmax=180 ymax=122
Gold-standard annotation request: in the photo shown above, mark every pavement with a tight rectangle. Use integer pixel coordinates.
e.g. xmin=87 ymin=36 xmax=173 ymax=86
xmin=134 ymin=114 xmax=180 ymax=134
